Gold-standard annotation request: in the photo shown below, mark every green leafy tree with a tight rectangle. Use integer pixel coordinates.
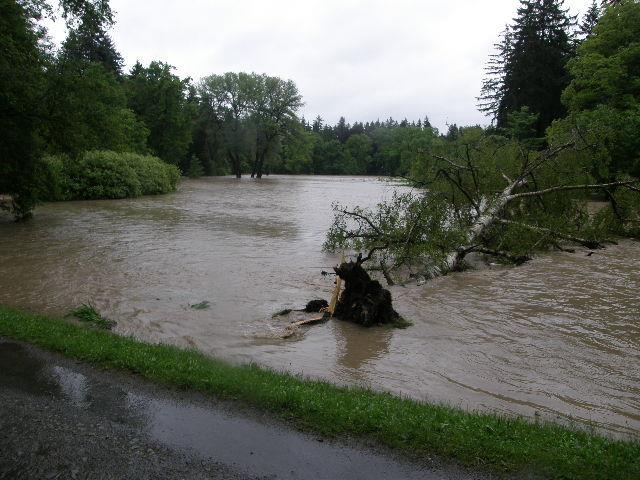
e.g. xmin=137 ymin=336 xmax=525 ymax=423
xmin=44 ymin=59 xmax=148 ymax=156
xmin=578 ymin=1 xmax=601 ymax=39
xmin=250 ymin=74 xmax=303 ymax=178
xmin=197 ymin=72 xmax=256 ymax=178
xmin=191 ymin=105 xmax=227 ymax=176
xmin=125 ymin=61 xmax=194 ymax=168
xmin=335 ymin=116 xmax=350 ymax=143
xmin=343 ymin=134 xmax=373 ymax=174
xmin=312 ymin=138 xmax=345 ymax=174
xmin=554 ymin=0 xmax=640 ymax=178
xmin=0 ymin=0 xmax=44 ymax=219
xmin=276 ymin=120 xmax=315 ymax=173
xmin=187 ymin=155 xmax=204 ymax=178
xmin=197 ymin=72 xmax=303 ymax=178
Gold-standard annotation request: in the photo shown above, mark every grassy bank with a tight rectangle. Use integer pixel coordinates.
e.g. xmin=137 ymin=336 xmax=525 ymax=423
xmin=0 ymin=305 xmax=637 ymax=479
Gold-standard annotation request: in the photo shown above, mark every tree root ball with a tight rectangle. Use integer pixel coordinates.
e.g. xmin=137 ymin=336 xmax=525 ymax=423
xmin=334 ymin=261 xmax=400 ymax=327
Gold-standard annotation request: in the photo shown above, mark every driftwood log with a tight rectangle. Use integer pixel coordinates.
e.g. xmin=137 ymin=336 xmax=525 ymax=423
xmin=333 ymin=260 xmax=399 ymax=327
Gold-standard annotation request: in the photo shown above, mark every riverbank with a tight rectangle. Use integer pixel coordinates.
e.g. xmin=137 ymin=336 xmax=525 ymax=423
xmin=0 ymin=338 xmax=446 ymax=480
xmin=0 ymin=305 xmax=638 ymax=480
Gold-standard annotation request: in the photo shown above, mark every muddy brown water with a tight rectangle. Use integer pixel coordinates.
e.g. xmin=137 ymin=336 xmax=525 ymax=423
xmin=0 ymin=176 xmax=638 ymax=439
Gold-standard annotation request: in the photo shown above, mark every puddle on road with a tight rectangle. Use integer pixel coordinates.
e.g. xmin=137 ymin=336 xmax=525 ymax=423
xmin=0 ymin=340 xmax=445 ymax=480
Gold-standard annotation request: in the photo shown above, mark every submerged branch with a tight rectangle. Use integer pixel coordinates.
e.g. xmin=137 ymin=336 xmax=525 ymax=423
xmin=498 ymin=219 xmax=603 ymax=249
xmin=473 ymin=247 xmax=531 ymax=265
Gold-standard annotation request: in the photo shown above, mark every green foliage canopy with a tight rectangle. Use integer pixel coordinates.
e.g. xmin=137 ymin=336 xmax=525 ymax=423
xmin=0 ymin=0 xmax=45 ymax=219
xmin=552 ymin=0 xmax=640 ymax=178
xmin=44 ymin=60 xmax=149 ymax=157
xmin=126 ymin=61 xmax=195 ymax=168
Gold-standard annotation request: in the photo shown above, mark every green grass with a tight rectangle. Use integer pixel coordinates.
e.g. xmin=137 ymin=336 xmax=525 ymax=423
xmin=0 ymin=304 xmax=638 ymax=479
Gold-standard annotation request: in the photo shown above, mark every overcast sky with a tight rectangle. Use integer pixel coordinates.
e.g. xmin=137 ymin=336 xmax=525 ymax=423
xmin=51 ymin=0 xmax=592 ymax=132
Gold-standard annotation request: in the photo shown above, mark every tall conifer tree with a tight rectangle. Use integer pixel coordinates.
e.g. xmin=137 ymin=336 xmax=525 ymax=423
xmin=579 ymin=1 xmax=601 ymax=39
xmin=60 ymin=0 xmax=122 ymax=76
xmin=479 ymin=0 xmax=575 ymax=136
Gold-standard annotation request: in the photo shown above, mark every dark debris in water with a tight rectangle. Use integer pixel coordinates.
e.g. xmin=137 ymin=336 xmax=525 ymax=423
xmin=190 ymin=301 xmax=211 ymax=310
xmin=272 ymin=299 xmax=329 ymax=318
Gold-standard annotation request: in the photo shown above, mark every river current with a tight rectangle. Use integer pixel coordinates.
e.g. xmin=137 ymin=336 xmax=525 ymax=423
xmin=1 ymin=176 xmax=638 ymax=438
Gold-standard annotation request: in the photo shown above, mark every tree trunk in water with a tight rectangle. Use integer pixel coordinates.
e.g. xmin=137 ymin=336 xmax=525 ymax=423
xmin=255 ymin=152 xmax=266 ymax=179
xmin=232 ymin=154 xmax=241 ymax=178
xmin=438 ymin=178 xmax=527 ymax=275
xmin=333 ymin=261 xmax=400 ymax=326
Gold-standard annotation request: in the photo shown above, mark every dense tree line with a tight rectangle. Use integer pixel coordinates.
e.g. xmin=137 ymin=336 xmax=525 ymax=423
xmin=271 ymin=116 xmax=441 ymax=177
xmin=1 ymin=0 xmax=448 ymax=220
xmin=2 ymin=0 xmax=638 ymax=223
xmin=0 ymin=0 xmax=308 ymax=218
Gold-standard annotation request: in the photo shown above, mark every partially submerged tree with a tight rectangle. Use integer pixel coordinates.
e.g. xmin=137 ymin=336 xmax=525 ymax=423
xmin=250 ymin=75 xmax=303 ymax=178
xmin=196 ymin=72 xmax=303 ymax=178
xmin=328 ymin=1 xmax=640 ymax=286
xmin=325 ymin=127 xmax=640 ymax=285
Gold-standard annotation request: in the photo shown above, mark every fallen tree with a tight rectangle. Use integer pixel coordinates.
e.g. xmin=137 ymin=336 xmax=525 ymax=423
xmin=325 ymin=126 xmax=640 ymax=285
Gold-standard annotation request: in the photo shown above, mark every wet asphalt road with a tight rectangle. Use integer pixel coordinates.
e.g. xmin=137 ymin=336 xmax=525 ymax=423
xmin=0 ymin=338 xmax=494 ymax=479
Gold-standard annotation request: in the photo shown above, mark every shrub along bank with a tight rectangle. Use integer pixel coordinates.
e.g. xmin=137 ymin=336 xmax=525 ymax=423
xmin=41 ymin=150 xmax=181 ymax=201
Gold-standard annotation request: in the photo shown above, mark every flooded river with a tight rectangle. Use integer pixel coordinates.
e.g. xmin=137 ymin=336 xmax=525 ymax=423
xmin=0 ymin=176 xmax=638 ymax=439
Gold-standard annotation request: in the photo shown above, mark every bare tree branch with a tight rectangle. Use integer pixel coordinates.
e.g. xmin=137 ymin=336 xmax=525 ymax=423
xmin=341 ymin=209 xmax=382 ymax=235
xmin=358 ymin=244 xmax=389 ymax=264
xmin=432 ymin=154 xmax=472 ymax=171
xmin=436 ymin=169 xmax=479 ymax=211
xmin=521 ymin=140 xmax=576 ymax=177
xmin=507 ymin=180 xmax=640 ymax=200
